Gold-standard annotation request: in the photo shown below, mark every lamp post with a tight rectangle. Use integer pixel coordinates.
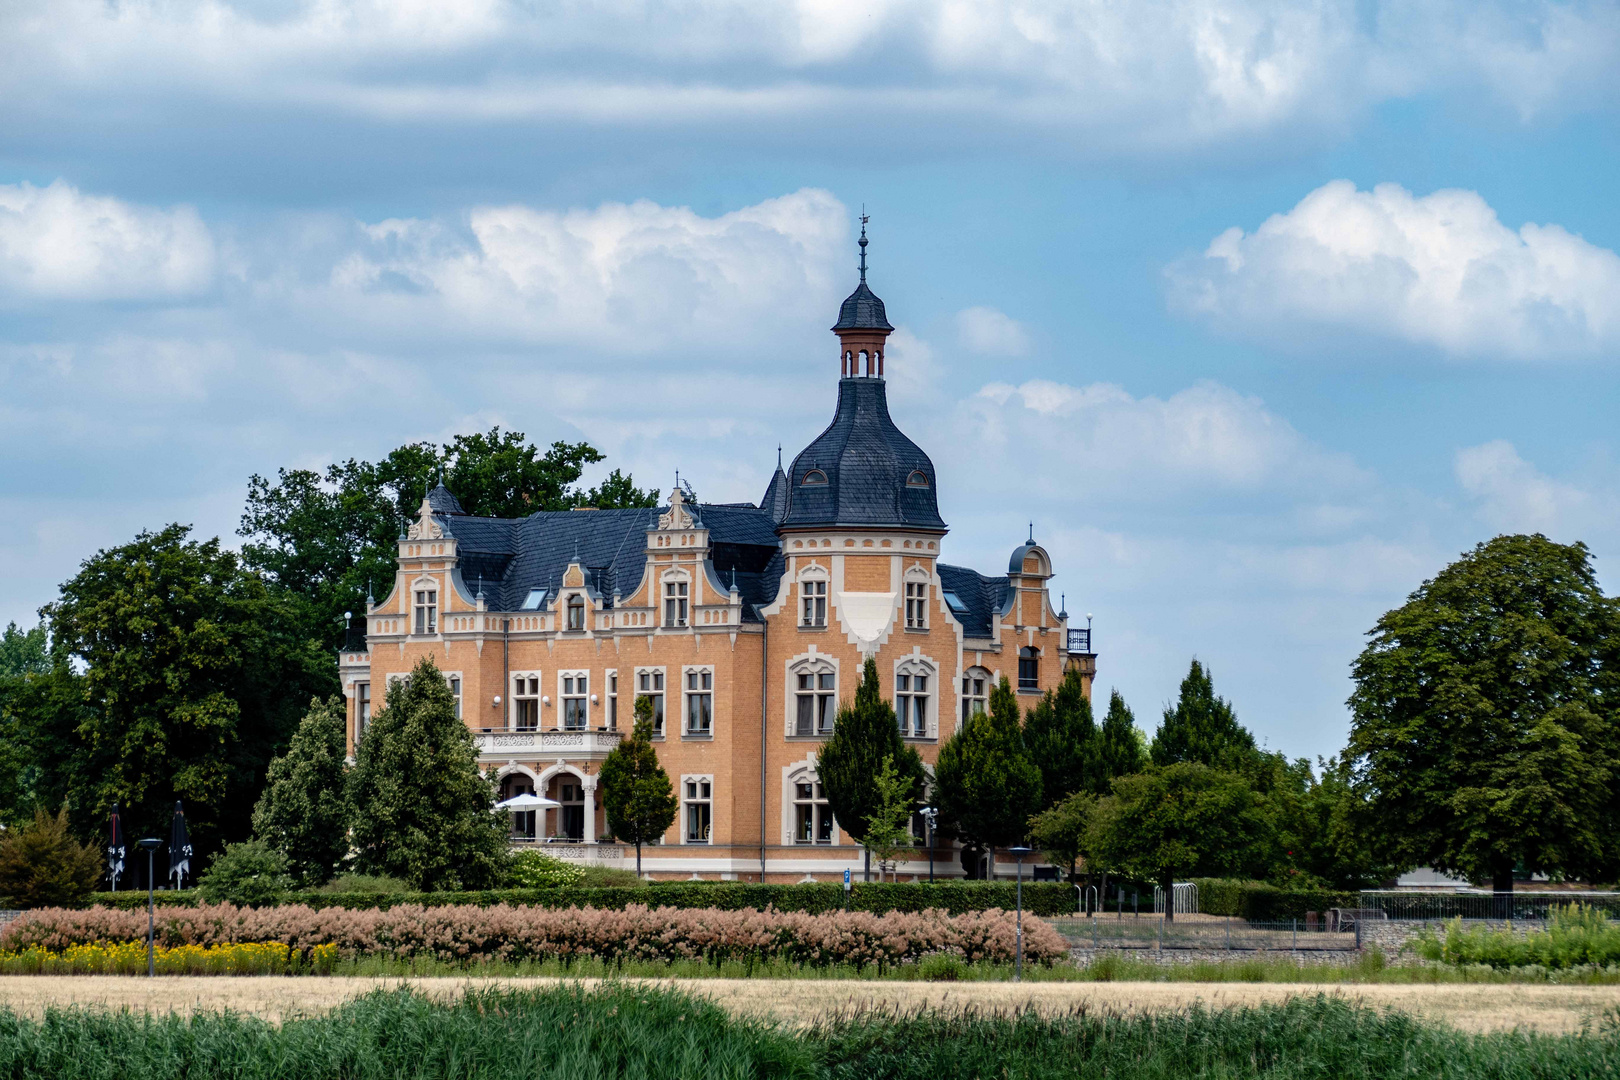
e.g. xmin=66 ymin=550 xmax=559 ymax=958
xmin=137 ymin=838 xmax=162 ymax=978
xmin=1009 ymin=845 xmax=1032 ymax=982
xmin=919 ymin=807 xmax=938 ymax=883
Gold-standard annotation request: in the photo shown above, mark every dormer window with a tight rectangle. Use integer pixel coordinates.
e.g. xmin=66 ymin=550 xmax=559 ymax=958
xmin=664 ymin=580 xmax=688 ymax=627
xmin=413 ymin=588 xmax=437 ymax=635
xmin=906 ymin=470 xmax=930 ymax=488
xmin=801 ymin=469 xmax=828 ymax=486
xmin=566 ymin=595 xmax=585 ymax=631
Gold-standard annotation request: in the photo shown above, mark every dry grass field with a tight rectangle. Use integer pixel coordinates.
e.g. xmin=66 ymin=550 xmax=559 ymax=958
xmin=0 ymin=975 xmax=1612 ymax=1034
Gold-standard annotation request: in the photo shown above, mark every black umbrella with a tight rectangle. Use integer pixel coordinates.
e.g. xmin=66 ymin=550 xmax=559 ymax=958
xmin=168 ymin=801 xmax=192 ymax=889
xmin=107 ymin=803 xmax=126 ymax=891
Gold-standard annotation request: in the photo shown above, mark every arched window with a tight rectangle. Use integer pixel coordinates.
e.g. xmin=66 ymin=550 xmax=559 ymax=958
xmin=801 ymin=469 xmax=828 ymax=486
xmin=790 ymin=658 xmax=837 ymax=736
xmin=1019 ymin=647 xmax=1040 ymax=691
xmin=566 ymin=594 xmax=585 ymax=631
xmin=960 ymin=666 xmax=990 ymax=724
xmin=895 ymin=657 xmax=935 ymax=738
xmin=906 ymin=470 xmax=930 ymax=488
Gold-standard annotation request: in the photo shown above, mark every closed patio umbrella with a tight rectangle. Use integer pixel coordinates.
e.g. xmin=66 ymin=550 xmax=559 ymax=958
xmin=168 ymin=801 xmax=192 ymax=889
xmin=107 ymin=803 xmax=126 ymax=891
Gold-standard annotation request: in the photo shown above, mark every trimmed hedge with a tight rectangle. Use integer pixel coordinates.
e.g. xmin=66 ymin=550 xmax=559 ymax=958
xmin=85 ymin=881 xmax=1081 ymax=916
xmin=1192 ymin=879 xmax=1358 ymax=920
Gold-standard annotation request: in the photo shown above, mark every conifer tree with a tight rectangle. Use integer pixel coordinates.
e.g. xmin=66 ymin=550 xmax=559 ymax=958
xmin=1151 ymin=660 xmax=1257 ymax=773
xmin=598 ymin=695 xmax=678 ymax=876
xmin=1023 ymin=666 xmax=1100 ymax=802
xmin=252 ymin=696 xmax=349 ymax=886
xmin=934 ymin=676 xmax=1044 ymax=874
xmin=1098 ymin=689 xmax=1147 ymax=782
xmin=346 ymin=656 xmax=507 ymax=890
xmin=817 ymin=658 xmax=925 ymax=853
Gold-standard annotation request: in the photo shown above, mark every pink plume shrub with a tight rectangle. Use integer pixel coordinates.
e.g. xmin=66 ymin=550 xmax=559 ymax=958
xmin=0 ymin=903 xmax=1067 ymax=967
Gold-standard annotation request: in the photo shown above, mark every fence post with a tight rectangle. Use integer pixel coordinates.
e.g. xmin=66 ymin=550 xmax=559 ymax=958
xmin=1292 ymin=917 xmax=1297 ymax=953
xmin=1226 ymin=916 xmax=1231 ymax=951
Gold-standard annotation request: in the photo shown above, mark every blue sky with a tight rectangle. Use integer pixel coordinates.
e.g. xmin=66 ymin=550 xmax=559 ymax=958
xmin=4 ymin=1 xmax=1620 ymax=762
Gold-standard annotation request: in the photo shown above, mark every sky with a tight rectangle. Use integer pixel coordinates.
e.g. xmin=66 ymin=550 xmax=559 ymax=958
xmin=3 ymin=0 xmax=1619 ymax=763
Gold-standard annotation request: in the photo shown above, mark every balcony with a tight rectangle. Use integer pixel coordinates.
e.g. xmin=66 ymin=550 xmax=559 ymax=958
xmin=474 ymin=729 xmax=624 ymax=757
xmin=1067 ymin=627 xmax=1092 ymax=654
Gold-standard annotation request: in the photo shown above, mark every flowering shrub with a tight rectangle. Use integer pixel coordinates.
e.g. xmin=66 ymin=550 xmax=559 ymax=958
xmin=0 ymin=941 xmax=337 ymax=976
xmin=1 ymin=903 xmax=1067 ymax=969
xmin=504 ymin=850 xmax=585 ymax=889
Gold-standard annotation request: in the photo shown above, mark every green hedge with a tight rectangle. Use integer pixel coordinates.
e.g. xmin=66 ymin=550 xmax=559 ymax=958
xmin=84 ymin=882 xmax=1080 ymax=916
xmin=1191 ymin=879 xmax=1358 ymax=921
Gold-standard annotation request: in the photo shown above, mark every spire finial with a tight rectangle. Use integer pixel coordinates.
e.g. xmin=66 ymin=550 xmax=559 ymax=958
xmin=858 ymin=209 xmax=869 ymax=284
xmin=1028 ymin=521 xmax=1035 ymax=543
xmin=776 ymin=444 xmax=782 ymax=469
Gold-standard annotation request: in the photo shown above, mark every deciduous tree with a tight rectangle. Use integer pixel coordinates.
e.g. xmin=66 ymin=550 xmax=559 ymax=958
xmin=252 ymin=696 xmax=350 ymax=886
xmin=1347 ymin=534 xmax=1620 ymax=900
xmin=598 ymin=695 xmax=678 ymax=877
xmin=346 ymin=656 xmax=507 ymax=890
xmin=1027 ymin=790 xmax=1096 ymax=883
xmin=861 ymin=756 xmax=918 ymax=882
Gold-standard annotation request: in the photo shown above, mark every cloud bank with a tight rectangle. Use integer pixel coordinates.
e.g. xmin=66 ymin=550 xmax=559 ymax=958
xmin=1169 ymin=180 xmax=1620 ymax=360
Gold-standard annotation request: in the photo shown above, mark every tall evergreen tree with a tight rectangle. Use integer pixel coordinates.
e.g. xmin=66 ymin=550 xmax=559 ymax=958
xmin=1097 ymin=690 xmax=1147 ymax=782
xmin=817 ymin=659 xmax=925 ymax=851
xmin=252 ymin=696 xmax=350 ymax=886
xmin=346 ymin=656 xmax=507 ymax=890
xmin=933 ymin=676 xmax=1044 ymax=872
xmin=1347 ymin=534 xmax=1620 ymax=899
xmin=598 ymin=695 xmax=678 ymax=876
xmin=1023 ymin=667 xmax=1100 ymax=802
xmin=1151 ymin=660 xmax=1257 ymax=773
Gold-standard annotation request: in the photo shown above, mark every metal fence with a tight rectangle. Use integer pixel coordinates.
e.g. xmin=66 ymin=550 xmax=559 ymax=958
xmin=1359 ymin=890 xmax=1620 ymax=921
xmin=1051 ymin=914 xmax=1358 ymax=953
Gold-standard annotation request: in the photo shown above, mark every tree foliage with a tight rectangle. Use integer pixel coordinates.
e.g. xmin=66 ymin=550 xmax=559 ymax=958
xmin=1022 ymin=667 xmax=1100 ymax=801
xmin=195 ymin=839 xmax=294 ymax=906
xmin=1151 ymin=659 xmax=1258 ymax=773
xmin=862 ymin=756 xmax=918 ymax=882
xmin=816 ymin=659 xmax=925 ymax=846
xmin=1028 ymin=790 xmax=1096 ymax=882
xmin=1347 ymin=533 xmax=1620 ymax=893
xmin=1097 ymin=690 xmax=1147 ymax=782
xmin=0 ymin=622 xmax=49 ymax=679
xmin=1087 ymin=763 xmax=1273 ymax=918
xmin=598 ymin=695 xmax=678 ymax=876
xmin=0 ymin=805 xmax=103 ymax=908
xmin=252 ymin=696 xmax=350 ymax=886
xmin=934 ymin=676 xmax=1044 ymax=856
xmin=346 ymin=656 xmax=507 ymax=890
xmin=36 ymin=524 xmax=334 ymax=858
xmin=240 ymin=426 xmax=657 ymax=649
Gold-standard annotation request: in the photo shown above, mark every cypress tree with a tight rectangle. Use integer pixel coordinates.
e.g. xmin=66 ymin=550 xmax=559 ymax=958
xmin=933 ymin=675 xmax=1043 ymax=873
xmin=1023 ymin=666 xmax=1100 ymax=802
xmin=252 ymin=696 xmax=349 ymax=886
xmin=1151 ymin=660 xmax=1257 ymax=773
xmin=817 ymin=658 xmax=925 ymax=848
xmin=598 ymin=695 xmax=678 ymax=876
xmin=1097 ymin=689 xmax=1147 ymax=783
xmin=346 ymin=656 xmax=507 ymax=890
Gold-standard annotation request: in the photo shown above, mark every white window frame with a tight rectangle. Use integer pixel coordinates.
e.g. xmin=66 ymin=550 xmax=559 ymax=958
xmin=961 ymin=666 xmax=990 ymax=725
xmin=565 ymin=593 xmax=587 ymax=631
xmin=605 ymin=668 xmax=619 ymax=730
xmin=786 ymin=654 xmax=838 ymax=737
xmin=443 ymin=670 xmax=464 ymax=722
xmin=904 ymin=572 xmax=929 ymax=630
xmin=413 ymin=585 xmax=438 ymax=635
xmin=683 ymin=666 xmax=714 ymax=737
xmin=799 ymin=568 xmax=828 ymax=628
xmin=635 ymin=666 xmax=666 ymax=737
xmin=894 ymin=656 xmax=935 ymax=738
xmin=681 ymin=774 xmax=713 ymax=845
xmin=558 ymin=669 xmax=589 ymax=730
xmin=512 ymin=671 xmax=543 ymax=731
xmin=355 ymin=681 xmax=371 ymax=736
xmin=788 ymin=768 xmax=834 ymax=845
xmin=662 ymin=574 xmax=690 ymax=628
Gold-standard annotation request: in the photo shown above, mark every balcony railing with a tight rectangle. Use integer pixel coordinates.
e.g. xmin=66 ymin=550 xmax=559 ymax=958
xmin=1067 ymin=627 xmax=1092 ymax=654
xmin=474 ymin=729 xmax=624 ymax=755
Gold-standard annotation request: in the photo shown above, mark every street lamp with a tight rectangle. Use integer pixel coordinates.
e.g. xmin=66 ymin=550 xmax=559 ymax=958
xmin=137 ymin=838 xmax=163 ymax=978
xmin=919 ymin=807 xmax=938 ymax=883
xmin=1009 ymin=845 xmax=1033 ymax=982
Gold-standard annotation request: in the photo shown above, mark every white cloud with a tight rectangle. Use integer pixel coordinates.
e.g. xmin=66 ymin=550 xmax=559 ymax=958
xmin=0 ymin=180 xmax=214 ymax=301
xmin=956 ymin=306 xmax=1030 ymax=356
xmin=321 ymin=189 xmax=846 ymax=350
xmin=1454 ymin=439 xmax=1607 ymax=536
xmin=1169 ymin=180 xmax=1620 ymax=359
xmin=3 ymin=2 xmax=1617 ymax=156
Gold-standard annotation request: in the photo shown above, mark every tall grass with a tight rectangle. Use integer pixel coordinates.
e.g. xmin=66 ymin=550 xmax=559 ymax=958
xmin=1416 ymin=904 xmax=1620 ymax=970
xmin=0 ymin=985 xmax=1612 ymax=1079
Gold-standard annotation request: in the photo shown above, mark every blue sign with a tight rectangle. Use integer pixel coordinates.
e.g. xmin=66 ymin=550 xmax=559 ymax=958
xmin=843 ymin=868 xmax=851 ymax=890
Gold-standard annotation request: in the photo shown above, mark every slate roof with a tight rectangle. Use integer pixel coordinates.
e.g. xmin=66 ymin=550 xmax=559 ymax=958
xmin=937 ymin=564 xmax=1011 ymax=639
xmin=759 ymin=464 xmax=790 ymax=524
xmin=426 ymin=482 xmax=466 ymax=515
xmin=779 ymin=377 xmax=946 ymax=531
xmin=833 ymin=282 xmax=894 ymax=331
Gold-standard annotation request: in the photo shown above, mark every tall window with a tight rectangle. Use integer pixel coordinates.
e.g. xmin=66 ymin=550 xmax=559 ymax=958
xmin=514 ymin=676 xmax=541 ymax=730
xmin=414 ymin=588 xmax=437 ymax=635
xmin=795 ymin=669 xmax=836 ymax=736
xmin=606 ymin=670 xmax=618 ymax=729
xmin=637 ymin=669 xmax=665 ymax=736
xmin=561 ymin=673 xmax=588 ymax=730
xmin=448 ymin=675 xmax=462 ymax=720
xmin=801 ymin=579 xmax=826 ymax=627
xmin=960 ymin=668 xmax=989 ymax=724
xmin=663 ymin=581 xmax=688 ymax=627
xmin=685 ymin=669 xmax=712 ymax=735
xmin=793 ymin=778 xmax=833 ymax=844
xmin=356 ymin=682 xmax=371 ymax=736
xmin=1018 ymin=647 xmax=1040 ymax=691
xmin=896 ymin=670 xmax=929 ymax=737
xmin=684 ymin=778 xmax=712 ymax=843
xmin=558 ymin=780 xmax=585 ymax=840
xmin=567 ymin=595 xmax=585 ymax=631
xmin=905 ymin=581 xmax=928 ymax=629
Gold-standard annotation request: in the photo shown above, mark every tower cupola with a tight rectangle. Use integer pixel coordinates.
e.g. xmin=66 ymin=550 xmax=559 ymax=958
xmin=832 ymin=214 xmax=894 ymax=378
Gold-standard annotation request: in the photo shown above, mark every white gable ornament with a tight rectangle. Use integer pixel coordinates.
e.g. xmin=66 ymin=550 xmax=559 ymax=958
xmin=407 ymin=495 xmax=444 ymax=540
xmin=658 ymin=486 xmax=695 ymax=531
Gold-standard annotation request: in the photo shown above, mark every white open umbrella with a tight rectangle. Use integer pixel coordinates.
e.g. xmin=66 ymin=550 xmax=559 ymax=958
xmin=494 ymin=792 xmax=561 ymax=811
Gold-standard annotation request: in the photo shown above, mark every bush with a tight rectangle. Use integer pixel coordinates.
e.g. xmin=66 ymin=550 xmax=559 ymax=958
xmin=504 ymin=850 xmax=585 ymax=889
xmin=1192 ymin=878 xmax=1357 ymax=920
xmin=1414 ymin=905 xmax=1620 ymax=969
xmin=0 ymin=806 xmax=103 ymax=909
xmin=577 ymin=865 xmax=644 ymax=888
xmin=0 ymin=941 xmax=337 ymax=976
xmin=195 ymin=840 xmax=294 ymax=907
xmin=317 ymin=873 xmax=409 ymax=895
xmin=0 ymin=901 xmax=1070 ymax=969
